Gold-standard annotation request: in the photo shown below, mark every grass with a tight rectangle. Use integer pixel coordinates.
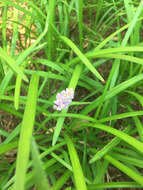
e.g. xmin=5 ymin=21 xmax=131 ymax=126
xmin=0 ymin=0 xmax=143 ymax=189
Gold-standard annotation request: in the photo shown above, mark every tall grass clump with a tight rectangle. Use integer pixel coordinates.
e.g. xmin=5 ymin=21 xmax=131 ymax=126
xmin=0 ymin=0 xmax=143 ymax=189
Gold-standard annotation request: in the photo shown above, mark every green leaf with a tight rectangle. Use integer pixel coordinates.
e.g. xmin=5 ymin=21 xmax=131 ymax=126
xmin=50 ymin=170 xmax=71 ymax=190
xmin=105 ymin=155 xmax=143 ymax=185
xmin=0 ymin=47 xmax=28 ymax=82
xmin=31 ymin=138 xmax=50 ymax=190
xmin=64 ymin=134 xmax=87 ymax=190
xmin=60 ymin=36 xmax=104 ymax=82
xmin=87 ymin=182 xmax=143 ymax=189
xmin=99 ymin=111 xmax=143 ymax=123
xmin=126 ymin=90 xmax=143 ymax=107
xmin=13 ymin=74 xmax=39 ymax=190
xmin=89 ymin=125 xmax=131 ymax=163
xmin=87 ymin=123 xmax=143 ymax=155
xmin=0 ymin=141 xmax=18 ymax=155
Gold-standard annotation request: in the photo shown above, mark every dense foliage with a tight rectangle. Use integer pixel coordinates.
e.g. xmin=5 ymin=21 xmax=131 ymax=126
xmin=0 ymin=0 xmax=143 ymax=189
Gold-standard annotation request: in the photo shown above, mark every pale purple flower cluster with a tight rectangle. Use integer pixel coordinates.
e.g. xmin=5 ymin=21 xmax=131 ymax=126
xmin=53 ymin=88 xmax=74 ymax=111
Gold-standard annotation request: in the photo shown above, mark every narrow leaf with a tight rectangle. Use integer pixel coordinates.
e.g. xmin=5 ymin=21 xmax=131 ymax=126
xmin=13 ymin=74 xmax=39 ymax=190
xmin=65 ymin=134 xmax=87 ymax=190
xmin=61 ymin=36 xmax=104 ymax=81
xmin=0 ymin=47 xmax=28 ymax=82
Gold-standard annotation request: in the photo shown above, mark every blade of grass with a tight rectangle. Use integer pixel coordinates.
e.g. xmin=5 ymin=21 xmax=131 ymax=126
xmin=89 ymin=125 xmax=131 ymax=163
xmin=75 ymin=0 xmax=83 ymax=49
xmin=122 ymin=0 xmax=143 ymax=46
xmin=105 ymin=154 xmax=143 ymax=185
xmin=51 ymin=152 xmax=72 ymax=171
xmin=2 ymin=124 xmax=21 ymax=144
xmin=31 ymin=138 xmax=50 ymax=190
xmin=60 ymin=36 xmax=104 ymax=81
xmin=94 ymin=0 xmax=103 ymax=26
xmin=10 ymin=7 xmax=18 ymax=56
xmin=64 ymin=134 xmax=87 ymax=190
xmin=14 ymin=74 xmax=22 ymax=110
xmin=50 ymin=170 xmax=71 ymax=190
xmin=25 ymin=69 xmax=66 ymax=81
xmin=0 ymin=48 xmax=28 ymax=82
xmin=1 ymin=2 xmax=8 ymax=48
xmin=110 ymin=152 xmax=143 ymax=169
xmin=95 ymin=53 xmax=143 ymax=65
xmin=99 ymin=110 xmax=143 ymax=123
xmin=82 ymin=73 xmax=143 ymax=115
xmin=47 ymin=0 xmax=56 ymax=60
xmin=87 ymin=182 xmax=143 ymax=189
xmin=14 ymin=62 xmax=26 ymax=110
xmin=13 ymin=74 xmax=39 ymax=190
xmin=93 ymin=159 xmax=108 ymax=184
xmin=0 ymin=129 xmax=9 ymax=137
xmin=44 ymin=112 xmax=95 ymax=122
xmin=0 ymin=141 xmax=18 ymax=155
xmin=126 ymin=90 xmax=143 ymax=107
xmin=128 ymin=106 xmax=143 ymax=142
xmin=84 ymin=123 xmax=143 ymax=155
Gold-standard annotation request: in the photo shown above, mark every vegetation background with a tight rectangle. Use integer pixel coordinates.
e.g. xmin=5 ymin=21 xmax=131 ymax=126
xmin=0 ymin=0 xmax=143 ymax=189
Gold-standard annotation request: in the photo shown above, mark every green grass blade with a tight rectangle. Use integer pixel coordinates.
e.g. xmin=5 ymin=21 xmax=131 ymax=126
xmin=68 ymin=45 xmax=143 ymax=66
xmin=126 ymin=90 xmax=143 ymax=106
xmin=0 ymin=48 xmax=28 ymax=82
xmin=122 ymin=0 xmax=143 ymax=46
xmin=94 ymin=0 xmax=103 ymax=26
xmin=50 ymin=170 xmax=71 ymax=190
xmin=47 ymin=0 xmax=56 ymax=60
xmin=51 ymin=152 xmax=72 ymax=171
xmin=31 ymin=138 xmax=50 ymax=190
xmin=13 ymin=74 xmax=39 ymax=190
xmin=88 ymin=182 xmax=143 ymax=189
xmin=99 ymin=111 xmax=143 ymax=123
xmin=0 ymin=141 xmax=18 ymax=155
xmin=25 ymin=69 xmax=66 ymax=81
xmin=80 ymin=73 xmax=143 ymax=115
xmin=36 ymin=59 xmax=64 ymax=73
xmin=64 ymin=134 xmax=87 ymax=190
xmin=2 ymin=124 xmax=21 ymax=144
xmin=1 ymin=2 xmax=8 ymax=48
xmin=105 ymin=155 xmax=143 ymax=185
xmin=93 ymin=160 xmax=108 ymax=185
xmin=75 ymin=0 xmax=83 ymax=49
xmin=95 ymin=23 xmax=129 ymax=50
xmin=89 ymin=125 xmax=131 ymax=163
xmin=128 ymin=107 xmax=143 ymax=142
xmin=110 ymin=152 xmax=143 ymax=168
xmin=96 ymin=53 xmax=143 ymax=66
xmin=87 ymin=123 xmax=143 ymax=155
xmin=133 ymin=116 xmax=143 ymax=142
xmin=14 ymin=75 xmax=22 ymax=110
xmin=60 ymin=36 xmax=104 ymax=81
xmin=10 ymin=7 xmax=18 ymax=56
xmin=45 ymin=112 xmax=95 ymax=122
xmin=0 ymin=129 xmax=9 ymax=137
xmin=105 ymin=73 xmax=143 ymax=100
